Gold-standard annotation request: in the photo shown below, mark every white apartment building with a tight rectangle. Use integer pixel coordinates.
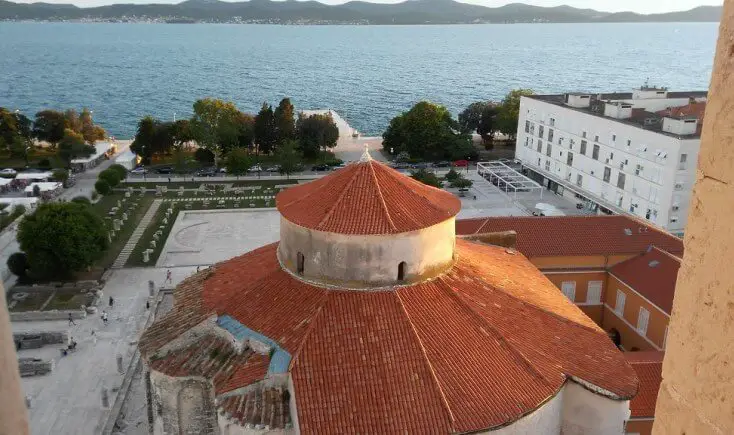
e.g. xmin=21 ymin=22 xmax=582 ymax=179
xmin=514 ymin=87 xmax=706 ymax=235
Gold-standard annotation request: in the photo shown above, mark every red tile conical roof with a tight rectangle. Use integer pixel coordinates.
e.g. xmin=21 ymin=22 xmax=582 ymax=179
xmin=276 ymin=159 xmax=461 ymax=235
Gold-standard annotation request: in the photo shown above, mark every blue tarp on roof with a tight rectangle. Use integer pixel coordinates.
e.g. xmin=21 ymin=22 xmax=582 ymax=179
xmin=216 ymin=315 xmax=291 ymax=374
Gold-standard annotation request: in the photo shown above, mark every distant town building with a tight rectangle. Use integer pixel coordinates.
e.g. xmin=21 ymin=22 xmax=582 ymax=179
xmin=514 ymin=87 xmax=707 ymax=236
xmin=140 ymin=152 xmax=637 ymax=434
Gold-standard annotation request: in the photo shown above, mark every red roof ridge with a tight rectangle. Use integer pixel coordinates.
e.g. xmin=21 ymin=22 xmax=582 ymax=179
xmin=287 ymin=294 xmax=330 ymax=370
xmin=365 ymin=161 xmax=400 ymax=231
xmin=652 ymin=245 xmax=682 ymax=262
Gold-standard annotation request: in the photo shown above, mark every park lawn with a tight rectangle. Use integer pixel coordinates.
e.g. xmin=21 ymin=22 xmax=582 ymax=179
xmin=87 ymin=193 xmax=155 ymax=272
xmin=0 ymin=148 xmax=66 ymax=170
xmin=126 ymin=198 xmax=270 ymax=267
xmin=119 ymin=179 xmax=297 ymax=190
xmin=44 ymin=290 xmax=93 ymax=311
xmin=6 ymin=290 xmax=50 ymax=312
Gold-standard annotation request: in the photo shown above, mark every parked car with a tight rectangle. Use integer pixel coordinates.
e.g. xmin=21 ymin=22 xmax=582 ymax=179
xmin=130 ymin=167 xmax=148 ymax=175
xmin=266 ymin=165 xmax=281 ymax=172
xmin=311 ymin=164 xmax=330 ymax=171
xmin=433 ymin=161 xmax=451 ymax=168
xmin=155 ymin=166 xmax=173 ymax=174
xmin=195 ymin=167 xmax=217 ymax=177
xmin=248 ymin=165 xmax=263 ymax=173
xmin=0 ymin=168 xmax=17 ymax=176
xmin=218 ymin=167 xmax=227 ymax=174
xmin=412 ymin=162 xmax=430 ymax=169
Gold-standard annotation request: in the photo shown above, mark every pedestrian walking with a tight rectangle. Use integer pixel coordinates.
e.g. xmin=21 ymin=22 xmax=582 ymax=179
xmin=166 ymin=269 xmax=172 ymax=284
xmin=109 ymin=296 xmax=114 ymax=307
xmin=196 ymin=265 xmax=200 ymax=273
xmin=102 ymin=311 xmax=108 ymax=325
xmin=68 ymin=313 xmax=76 ymax=326
xmin=146 ymin=300 xmax=150 ymax=310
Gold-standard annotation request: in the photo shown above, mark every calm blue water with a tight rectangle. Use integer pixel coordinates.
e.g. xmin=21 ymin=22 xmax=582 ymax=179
xmin=0 ymin=22 xmax=718 ymax=137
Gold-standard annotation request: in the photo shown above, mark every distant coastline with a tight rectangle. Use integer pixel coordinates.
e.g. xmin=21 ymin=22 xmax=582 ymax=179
xmin=0 ymin=0 xmax=722 ymax=26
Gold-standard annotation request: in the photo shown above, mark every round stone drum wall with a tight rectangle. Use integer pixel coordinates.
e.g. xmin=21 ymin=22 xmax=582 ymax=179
xmin=278 ymin=216 xmax=456 ymax=287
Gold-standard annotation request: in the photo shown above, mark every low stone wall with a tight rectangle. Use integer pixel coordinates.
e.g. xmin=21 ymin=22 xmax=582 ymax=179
xmin=18 ymin=358 xmax=54 ymax=377
xmin=10 ymin=310 xmax=86 ymax=322
xmin=13 ymin=331 xmax=69 ymax=349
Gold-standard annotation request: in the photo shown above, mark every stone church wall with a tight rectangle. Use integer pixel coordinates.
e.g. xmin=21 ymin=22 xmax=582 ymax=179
xmin=150 ymin=370 xmax=218 ymax=435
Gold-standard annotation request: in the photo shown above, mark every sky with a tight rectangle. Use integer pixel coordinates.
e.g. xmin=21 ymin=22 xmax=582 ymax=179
xmin=12 ymin=0 xmax=723 ymax=14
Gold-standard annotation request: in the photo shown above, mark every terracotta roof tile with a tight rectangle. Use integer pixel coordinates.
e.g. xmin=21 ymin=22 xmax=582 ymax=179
xmin=456 ymin=215 xmax=683 ymax=257
xmin=625 ymin=351 xmax=664 ymax=418
xmin=142 ymin=241 xmax=638 ymax=433
xmin=610 ymin=247 xmax=680 ymax=314
xmin=276 ymin=160 xmax=460 ymax=235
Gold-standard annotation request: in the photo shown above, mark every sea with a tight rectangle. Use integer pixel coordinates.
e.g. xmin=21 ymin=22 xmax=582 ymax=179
xmin=0 ymin=22 xmax=719 ymax=138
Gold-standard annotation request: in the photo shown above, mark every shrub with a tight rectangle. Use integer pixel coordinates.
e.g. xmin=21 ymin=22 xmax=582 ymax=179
xmin=194 ymin=148 xmax=215 ymax=164
xmin=450 ymin=176 xmax=473 ymax=189
xmin=410 ymin=169 xmax=442 ymax=188
xmin=108 ymin=164 xmax=128 ymax=180
xmin=95 ymin=179 xmax=111 ymax=195
xmin=98 ymin=169 xmax=120 ymax=187
xmin=37 ymin=158 xmax=51 ymax=169
xmin=71 ymin=196 xmax=91 ymax=206
xmin=7 ymin=252 xmax=28 ymax=277
xmin=52 ymin=169 xmax=69 ymax=185
xmin=445 ymin=168 xmax=460 ymax=182
xmin=325 ymin=158 xmax=344 ymax=167
xmin=12 ymin=204 xmax=26 ymax=216
xmin=91 ymin=191 xmax=99 ymax=201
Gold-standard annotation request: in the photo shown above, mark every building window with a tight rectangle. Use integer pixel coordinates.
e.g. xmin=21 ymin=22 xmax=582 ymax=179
xmin=397 ymin=261 xmax=406 ymax=281
xmin=587 ymin=281 xmax=602 ymax=304
xmin=582 ymin=131 xmax=587 ymax=138
xmin=561 ymin=281 xmax=576 ymax=301
xmin=297 ymin=252 xmax=305 ymax=275
xmin=637 ymin=307 xmax=650 ymax=335
xmin=549 ymin=117 xmax=555 ymax=127
xmin=537 ymin=158 xmax=541 ymax=166
xmin=594 ymin=134 xmax=599 ymax=142
xmin=612 ymin=134 xmax=616 ymax=142
xmin=544 ymin=160 xmax=551 ymax=171
xmin=617 ymin=173 xmax=626 ymax=189
xmin=538 ymin=125 xmax=544 ymax=138
xmin=615 ymin=290 xmax=626 ymax=316
xmin=580 ymin=140 xmax=587 ymax=155
xmin=627 ymin=139 xmax=632 ymax=147
xmin=576 ymin=174 xmax=583 ymax=187
xmin=546 ymin=143 xmax=552 ymax=157
xmin=536 ymin=140 xmax=542 ymax=153
xmin=603 ymin=167 xmax=611 ymax=183
xmin=592 ymin=145 xmax=600 ymax=160
xmin=679 ymin=153 xmax=688 ymax=170
xmin=548 ymin=129 xmax=554 ymax=142
xmin=525 ymin=120 xmax=530 ymax=133
xmin=566 ymin=152 xmax=574 ymax=166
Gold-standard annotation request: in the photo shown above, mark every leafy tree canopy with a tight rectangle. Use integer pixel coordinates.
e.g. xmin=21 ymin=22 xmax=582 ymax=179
xmin=33 ymin=110 xmax=66 ymax=146
xmin=274 ymin=98 xmax=296 ymax=145
xmin=225 ymin=148 xmax=252 ymax=177
xmin=459 ymin=101 xmax=499 ymax=143
xmin=276 ymin=140 xmax=300 ymax=179
xmin=190 ymin=98 xmax=242 ymax=157
xmin=18 ymin=202 xmax=108 ymax=280
xmin=496 ymin=89 xmax=534 ymax=139
xmin=58 ymin=129 xmax=95 ymax=165
xmin=382 ymin=101 xmax=471 ymax=161
xmin=254 ymin=103 xmax=277 ymax=155
xmin=95 ymin=179 xmax=111 ymax=195
xmin=296 ymin=113 xmax=339 ymax=159
xmin=410 ymin=168 xmax=442 ymax=188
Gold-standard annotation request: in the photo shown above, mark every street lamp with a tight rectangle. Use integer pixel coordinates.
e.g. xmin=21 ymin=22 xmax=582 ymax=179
xmin=142 ymin=145 xmax=146 ymax=181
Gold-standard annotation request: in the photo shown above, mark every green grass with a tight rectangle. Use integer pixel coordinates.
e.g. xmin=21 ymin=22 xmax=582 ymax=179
xmin=118 ymin=179 xmax=297 ymax=190
xmin=44 ymin=290 xmax=93 ymax=311
xmin=6 ymin=290 xmax=50 ymax=312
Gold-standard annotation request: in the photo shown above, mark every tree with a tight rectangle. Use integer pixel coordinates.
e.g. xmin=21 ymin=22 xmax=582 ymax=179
xmin=95 ymin=179 xmax=111 ymax=195
xmin=190 ymin=98 xmax=241 ymax=158
xmin=410 ymin=169 xmax=442 ymax=188
xmin=497 ymin=89 xmax=534 ymax=140
xmin=7 ymin=252 xmax=28 ymax=278
xmin=18 ymin=202 xmax=108 ymax=280
xmin=194 ymin=148 xmax=215 ymax=165
xmin=79 ymin=108 xmax=105 ymax=144
xmin=274 ymin=98 xmax=295 ymax=145
xmin=52 ymin=169 xmax=69 ymax=186
xmin=276 ymin=140 xmax=300 ymax=179
xmin=445 ymin=168 xmax=460 ymax=182
xmin=131 ymin=116 xmax=157 ymax=163
xmin=58 ymin=129 xmax=94 ymax=165
xmin=296 ymin=113 xmax=339 ymax=158
xmin=33 ymin=110 xmax=66 ymax=147
xmin=225 ymin=148 xmax=252 ymax=179
xmin=171 ymin=119 xmax=193 ymax=150
xmin=71 ymin=196 xmax=91 ymax=206
xmin=64 ymin=109 xmax=82 ymax=133
xmin=254 ymin=103 xmax=277 ymax=155
xmin=450 ymin=174 xmax=473 ymax=189
xmin=220 ymin=112 xmax=255 ymax=155
xmin=459 ymin=101 xmax=499 ymax=145
xmin=382 ymin=101 xmax=470 ymax=161
xmin=0 ymin=108 xmax=32 ymax=154
xmin=108 ymin=164 xmax=128 ymax=181
xmin=98 ymin=169 xmax=120 ymax=187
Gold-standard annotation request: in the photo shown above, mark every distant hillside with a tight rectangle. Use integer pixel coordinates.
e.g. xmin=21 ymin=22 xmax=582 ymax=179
xmin=0 ymin=0 xmax=723 ymax=24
